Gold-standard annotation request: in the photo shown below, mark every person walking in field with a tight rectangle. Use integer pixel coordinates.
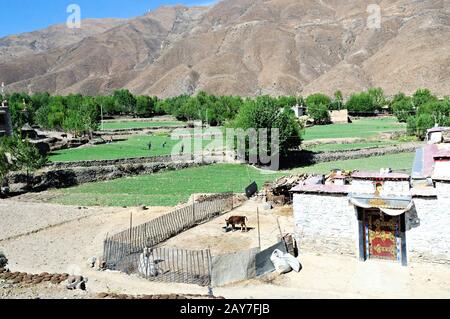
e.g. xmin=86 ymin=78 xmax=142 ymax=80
xmin=148 ymin=141 xmax=152 ymax=151
xmin=162 ymin=141 xmax=167 ymax=148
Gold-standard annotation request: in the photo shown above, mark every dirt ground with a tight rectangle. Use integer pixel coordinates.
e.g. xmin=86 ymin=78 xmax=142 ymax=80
xmin=1 ymin=198 xmax=449 ymax=299
xmin=163 ymin=200 xmax=293 ymax=255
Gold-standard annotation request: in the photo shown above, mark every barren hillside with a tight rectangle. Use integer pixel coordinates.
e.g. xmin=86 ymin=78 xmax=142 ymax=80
xmin=0 ymin=0 xmax=448 ymax=97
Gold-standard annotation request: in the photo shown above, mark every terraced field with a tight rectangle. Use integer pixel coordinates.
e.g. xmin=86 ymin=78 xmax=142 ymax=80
xmin=45 ymin=153 xmax=415 ymax=207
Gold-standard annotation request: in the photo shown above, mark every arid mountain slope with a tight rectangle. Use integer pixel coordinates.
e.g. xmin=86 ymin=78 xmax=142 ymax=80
xmin=0 ymin=0 xmax=449 ymax=97
xmin=0 ymin=19 xmax=126 ymax=63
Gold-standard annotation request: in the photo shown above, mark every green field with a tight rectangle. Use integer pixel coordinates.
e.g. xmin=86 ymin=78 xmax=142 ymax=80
xmin=49 ymin=133 xmax=208 ymax=162
xmin=305 ymin=141 xmax=399 ymax=152
xmin=48 ymin=153 xmax=415 ymax=207
xmin=101 ymin=121 xmax=184 ymax=130
xmin=302 ymin=117 xmax=406 ymax=141
xmin=52 ymin=117 xmax=405 ymax=162
xmin=286 ymin=152 xmax=415 ymax=175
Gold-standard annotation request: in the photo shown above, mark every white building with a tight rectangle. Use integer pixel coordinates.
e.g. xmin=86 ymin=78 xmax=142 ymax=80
xmin=290 ymin=140 xmax=450 ymax=266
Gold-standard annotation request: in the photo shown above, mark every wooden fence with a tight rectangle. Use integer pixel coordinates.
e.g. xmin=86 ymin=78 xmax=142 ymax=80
xmin=102 ymin=194 xmax=234 ymax=286
xmin=115 ymin=247 xmax=212 ymax=286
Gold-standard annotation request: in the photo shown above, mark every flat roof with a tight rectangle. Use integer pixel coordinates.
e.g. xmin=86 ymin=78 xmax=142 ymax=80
xmin=290 ymin=184 xmax=351 ymax=195
xmin=427 ymin=127 xmax=450 ymax=134
xmin=351 ymin=171 xmax=410 ymax=180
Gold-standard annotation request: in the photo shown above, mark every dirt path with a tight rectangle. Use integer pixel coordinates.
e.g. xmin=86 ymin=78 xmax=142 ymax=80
xmin=0 ymin=201 xmax=171 ymax=274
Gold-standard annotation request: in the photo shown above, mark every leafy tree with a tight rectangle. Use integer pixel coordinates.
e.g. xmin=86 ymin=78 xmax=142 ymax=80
xmin=95 ymin=95 xmax=119 ymax=115
xmin=232 ymin=96 xmax=302 ymax=159
xmin=135 ymin=95 xmax=155 ymax=118
xmin=0 ymin=136 xmax=47 ymax=187
xmin=306 ymin=93 xmax=332 ymax=124
xmin=407 ymin=114 xmax=435 ymax=140
xmin=330 ymin=90 xmax=344 ymax=110
xmin=345 ymin=92 xmax=376 ymax=114
xmin=412 ymin=89 xmax=437 ymax=109
xmin=368 ymin=87 xmax=386 ymax=110
xmin=391 ymin=93 xmax=414 ymax=122
xmin=113 ymin=89 xmax=136 ymax=115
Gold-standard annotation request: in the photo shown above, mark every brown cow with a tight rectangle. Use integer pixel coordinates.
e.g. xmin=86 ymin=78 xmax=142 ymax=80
xmin=225 ymin=216 xmax=248 ymax=232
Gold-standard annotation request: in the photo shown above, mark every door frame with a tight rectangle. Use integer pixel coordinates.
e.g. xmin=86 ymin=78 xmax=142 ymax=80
xmin=357 ymin=207 xmax=407 ymax=266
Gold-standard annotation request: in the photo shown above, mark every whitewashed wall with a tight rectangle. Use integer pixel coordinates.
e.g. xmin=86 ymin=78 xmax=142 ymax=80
xmin=293 ymin=193 xmax=358 ymax=256
xmin=350 ymin=180 xmax=410 ymax=196
xmin=408 ymin=193 xmax=450 ymax=264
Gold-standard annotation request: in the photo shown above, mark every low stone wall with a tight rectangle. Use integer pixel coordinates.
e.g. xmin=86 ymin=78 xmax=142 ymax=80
xmin=6 ymin=161 xmax=206 ymax=194
xmin=283 ymin=142 xmax=422 ymax=168
xmin=47 ymin=155 xmax=174 ymax=169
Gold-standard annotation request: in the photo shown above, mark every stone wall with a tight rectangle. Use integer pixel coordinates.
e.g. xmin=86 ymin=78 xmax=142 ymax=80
xmin=293 ymin=191 xmax=450 ymax=264
xmin=47 ymin=155 xmax=175 ymax=169
xmin=6 ymin=161 xmax=206 ymax=194
xmin=293 ymin=193 xmax=357 ymax=256
xmin=283 ymin=142 xmax=422 ymax=168
xmin=408 ymin=196 xmax=450 ymax=264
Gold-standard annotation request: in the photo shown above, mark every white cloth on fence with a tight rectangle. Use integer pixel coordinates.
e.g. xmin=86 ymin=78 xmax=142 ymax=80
xmin=138 ymin=253 xmax=158 ymax=277
xmin=270 ymin=249 xmax=301 ymax=274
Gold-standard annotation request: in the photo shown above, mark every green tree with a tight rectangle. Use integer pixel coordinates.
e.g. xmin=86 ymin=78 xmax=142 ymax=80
xmin=391 ymin=93 xmax=414 ymax=122
xmin=306 ymin=93 xmax=332 ymax=124
xmin=345 ymin=92 xmax=376 ymax=114
xmin=368 ymin=87 xmax=386 ymax=110
xmin=232 ymin=96 xmax=302 ymax=159
xmin=330 ymin=90 xmax=344 ymax=110
xmin=135 ymin=95 xmax=155 ymax=118
xmin=113 ymin=89 xmax=136 ymax=115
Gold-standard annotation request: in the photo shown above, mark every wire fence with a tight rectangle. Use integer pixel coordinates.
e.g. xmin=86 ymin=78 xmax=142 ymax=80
xmin=102 ymin=193 xmax=234 ymax=286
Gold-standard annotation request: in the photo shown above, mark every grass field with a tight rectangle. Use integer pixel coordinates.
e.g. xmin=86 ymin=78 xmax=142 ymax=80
xmin=101 ymin=121 xmax=184 ymax=130
xmin=286 ymin=152 xmax=415 ymax=175
xmin=302 ymin=117 xmax=406 ymax=141
xmin=48 ymin=153 xmax=415 ymax=207
xmin=52 ymin=117 xmax=406 ymax=162
xmin=305 ymin=141 xmax=399 ymax=152
xmin=49 ymin=133 xmax=207 ymax=162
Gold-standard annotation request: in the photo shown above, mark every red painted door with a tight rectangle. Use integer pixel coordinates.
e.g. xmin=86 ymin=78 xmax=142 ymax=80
xmin=367 ymin=211 xmax=399 ymax=261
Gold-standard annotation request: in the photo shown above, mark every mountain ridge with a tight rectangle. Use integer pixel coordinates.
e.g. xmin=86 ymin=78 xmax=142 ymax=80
xmin=0 ymin=0 xmax=449 ymax=97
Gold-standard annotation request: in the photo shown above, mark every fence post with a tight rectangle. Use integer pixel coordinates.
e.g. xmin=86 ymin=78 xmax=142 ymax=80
xmin=192 ymin=194 xmax=196 ymax=226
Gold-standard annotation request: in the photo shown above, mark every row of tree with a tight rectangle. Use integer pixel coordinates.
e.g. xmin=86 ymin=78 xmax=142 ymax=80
xmin=2 ymin=87 xmax=449 ymax=141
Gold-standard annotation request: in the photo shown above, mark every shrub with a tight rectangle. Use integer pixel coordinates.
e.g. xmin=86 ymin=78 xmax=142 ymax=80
xmin=0 ymin=251 xmax=7 ymax=268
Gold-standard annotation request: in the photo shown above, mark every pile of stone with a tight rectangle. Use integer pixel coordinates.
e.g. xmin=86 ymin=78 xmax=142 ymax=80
xmin=96 ymin=292 xmax=225 ymax=300
xmin=0 ymin=268 xmax=69 ymax=285
xmin=265 ymin=174 xmax=311 ymax=205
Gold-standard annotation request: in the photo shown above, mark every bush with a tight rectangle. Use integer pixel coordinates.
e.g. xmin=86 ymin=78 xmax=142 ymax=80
xmin=0 ymin=251 xmax=7 ymax=268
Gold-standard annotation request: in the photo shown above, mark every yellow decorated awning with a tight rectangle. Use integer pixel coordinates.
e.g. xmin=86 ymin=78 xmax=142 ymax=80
xmin=348 ymin=194 xmax=414 ymax=216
